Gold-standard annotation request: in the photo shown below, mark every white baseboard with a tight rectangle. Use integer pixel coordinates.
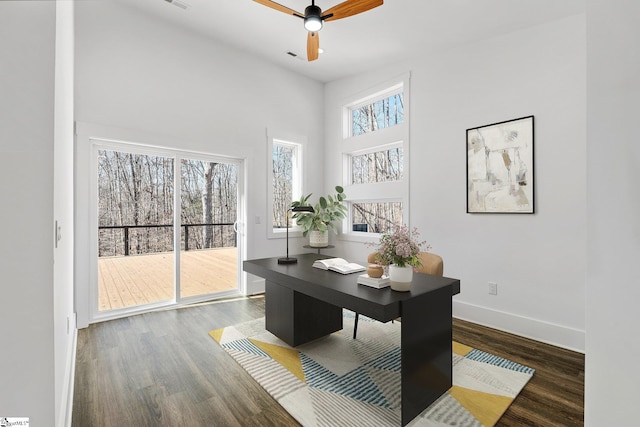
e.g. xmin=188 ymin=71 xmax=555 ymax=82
xmin=453 ymin=300 xmax=585 ymax=353
xmin=246 ymin=276 xmax=265 ymax=296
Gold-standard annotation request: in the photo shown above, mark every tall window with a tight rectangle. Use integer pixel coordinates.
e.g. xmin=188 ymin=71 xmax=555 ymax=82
xmin=269 ymin=137 xmax=303 ymax=236
xmin=342 ymin=76 xmax=410 ymax=237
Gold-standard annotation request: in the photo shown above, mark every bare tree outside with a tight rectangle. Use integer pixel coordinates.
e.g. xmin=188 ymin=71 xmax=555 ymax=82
xmin=98 ymin=150 xmax=238 ymax=258
xmin=180 ymin=159 xmax=238 ymax=251
xmin=349 ymin=91 xmax=405 ymax=233
xmin=98 ymin=150 xmax=175 ymax=256
xmin=352 ymin=202 xmax=403 ymax=234
xmin=97 ymin=149 xmax=240 ymax=311
xmin=272 ymin=143 xmax=295 ymax=228
xmin=351 ymin=147 xmax=403 ymax=185
xmin=351 ymin=93 xmax=403 ymax=137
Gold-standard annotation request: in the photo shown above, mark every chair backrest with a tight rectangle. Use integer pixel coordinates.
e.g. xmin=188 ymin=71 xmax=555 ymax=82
xmin=416 ymin=252 xmax=444 ymax=277
xmin=368 ymin=252 xmax=444 ymax=277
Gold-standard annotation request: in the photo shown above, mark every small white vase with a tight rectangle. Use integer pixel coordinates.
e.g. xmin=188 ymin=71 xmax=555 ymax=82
xmin=309 ymin=230 xmax=329 ymax=247
xmin=388 ymin=264 xmax=413 ymax=292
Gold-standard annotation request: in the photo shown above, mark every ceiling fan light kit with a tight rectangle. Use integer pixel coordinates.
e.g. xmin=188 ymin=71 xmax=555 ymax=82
xmin=304 ymin=5 xmax=323 ymax=32
xmin=254 ymin=0 xmax=384 ymax=61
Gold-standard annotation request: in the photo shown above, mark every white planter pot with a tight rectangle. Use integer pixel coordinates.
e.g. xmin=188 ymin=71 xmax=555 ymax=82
xmin=309 ymin=230 xmax=329 ymax=248
xmin=389 ymin=264 xmax=413 ymax=292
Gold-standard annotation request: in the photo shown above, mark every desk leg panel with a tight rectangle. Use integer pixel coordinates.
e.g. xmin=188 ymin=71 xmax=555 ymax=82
xmin=265 ymin=280 xmax=295 ymax=346
xmin=265 ymin=280 xmax=342 ymax=347
xmin=293 ymin=291 xmax=342 ymax=346
xmin=400 ymin=285 xmax=453 ymax=426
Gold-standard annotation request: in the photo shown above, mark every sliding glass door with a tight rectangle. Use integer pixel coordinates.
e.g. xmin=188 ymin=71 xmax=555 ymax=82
xmin=179 ymin=158 xmax=239 ymax=300
xmin=97 ymin=150 xmax=175 ymax=311
xmin=94 ymin=142 xmax=242 ymax=318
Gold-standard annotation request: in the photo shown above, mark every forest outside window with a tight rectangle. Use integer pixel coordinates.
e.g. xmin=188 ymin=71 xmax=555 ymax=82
xmin=351 ymin=145 xmax=403 ymax=184
xmin=269 ymin=137 xmax=303 ymax=237
xmin=350 ymin=89 xmax=404 ymax=137
xmin=93 ymin=141 xmax=242 ymax=317
xmin=342 ymin=75 xmax=410 ymax=239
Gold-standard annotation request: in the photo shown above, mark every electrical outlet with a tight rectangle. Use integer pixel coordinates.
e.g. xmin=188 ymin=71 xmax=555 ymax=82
xmin=488 ymin=282 xmax=498 ymax=295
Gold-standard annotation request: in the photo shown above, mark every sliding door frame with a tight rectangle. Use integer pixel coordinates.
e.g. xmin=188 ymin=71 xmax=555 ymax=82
xmin=83 ymin=135 xmax=246 ymax=324
xmin=176 ymin=151 xmax=244 ymax=305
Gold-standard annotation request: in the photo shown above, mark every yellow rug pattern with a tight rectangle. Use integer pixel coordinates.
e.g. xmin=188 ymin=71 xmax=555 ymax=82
xmin=210 ymin=311 xmax=534 ymax=426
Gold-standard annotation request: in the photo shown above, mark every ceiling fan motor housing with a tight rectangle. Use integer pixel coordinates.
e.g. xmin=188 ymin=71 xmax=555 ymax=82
xmin=304 ymin=4 xmax=323 ymax=31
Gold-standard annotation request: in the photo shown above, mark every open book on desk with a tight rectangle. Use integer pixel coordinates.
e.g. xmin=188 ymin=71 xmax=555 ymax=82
xmin=312 ymin=258 xmax=365 ymax=274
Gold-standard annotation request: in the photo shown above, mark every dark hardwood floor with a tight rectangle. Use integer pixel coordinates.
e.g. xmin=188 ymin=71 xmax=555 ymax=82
xmin=72 ymin=296 xmax=584 ymax=426
xmin=452 ymin=318 xmax=584 ymax=426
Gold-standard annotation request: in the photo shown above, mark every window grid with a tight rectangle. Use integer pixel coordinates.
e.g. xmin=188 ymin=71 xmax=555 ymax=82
xmin=342 ymin=77 xmax=409 ymax=237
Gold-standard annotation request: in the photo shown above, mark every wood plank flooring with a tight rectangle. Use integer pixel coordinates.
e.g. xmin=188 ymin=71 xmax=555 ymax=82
xmin=98 ymin=247 xmax=237 ymax=311
xmin=452 ymin=318 xmax=584 ymax=426
xmin=72 ymin=296 xmax=584 ymax=426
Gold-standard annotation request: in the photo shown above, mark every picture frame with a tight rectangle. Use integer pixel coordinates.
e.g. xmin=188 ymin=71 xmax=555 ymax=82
xmin=466 ymin=116 xmax=534 ymax=213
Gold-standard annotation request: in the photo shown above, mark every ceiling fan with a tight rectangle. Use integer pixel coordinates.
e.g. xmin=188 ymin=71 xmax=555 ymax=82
xmin=253 ymin=0 xmax=384 ymax=61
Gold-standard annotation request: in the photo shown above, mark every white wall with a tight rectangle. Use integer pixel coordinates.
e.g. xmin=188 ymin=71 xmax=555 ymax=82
xmin=0 ymin=1 xmax=56 ymax=424
xmin=54 ymin=1 xmax=76 ymax=425
xmin=325 ymin=15 xmax=587 ymax=351
xmin=74 ymin=1 xmax=325 ymax=326
xmin=585 ymin=0 xmax=640 ymax=424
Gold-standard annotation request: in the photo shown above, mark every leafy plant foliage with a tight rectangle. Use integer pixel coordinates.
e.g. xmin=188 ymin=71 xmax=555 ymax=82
xmin=291 ymin=186 xmax=347 ymax=236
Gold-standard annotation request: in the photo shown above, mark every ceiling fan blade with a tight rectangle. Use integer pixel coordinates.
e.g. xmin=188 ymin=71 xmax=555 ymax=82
xmin=323 ymin=0 xmax=383 ymax=21
xmin=307 ymin=32 xmax=319 ymax=62
xmin=253 ymin=0 xmax=304 ymax=18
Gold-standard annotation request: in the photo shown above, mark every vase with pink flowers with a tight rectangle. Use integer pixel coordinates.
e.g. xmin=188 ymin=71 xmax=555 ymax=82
xmin=370 ymin=225 xmax=429 ymax=291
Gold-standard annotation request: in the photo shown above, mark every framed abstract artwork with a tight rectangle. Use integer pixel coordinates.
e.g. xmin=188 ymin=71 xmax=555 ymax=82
xmin=466 ymin=116 xmax=534 ymax=213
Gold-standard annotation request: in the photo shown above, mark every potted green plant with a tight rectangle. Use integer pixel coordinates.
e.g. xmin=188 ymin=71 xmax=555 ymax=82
xmin=291 ymin=186 xmax=347 ymax=247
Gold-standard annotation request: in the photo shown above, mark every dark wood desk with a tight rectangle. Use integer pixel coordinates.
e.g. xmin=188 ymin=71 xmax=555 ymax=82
xmin=243 ymin=253 xmax=461 ymax=426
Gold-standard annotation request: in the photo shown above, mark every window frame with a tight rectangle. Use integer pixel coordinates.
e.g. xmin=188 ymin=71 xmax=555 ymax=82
xmin=346 ymin=141 xmax=404 ymax=186
xmin=267 ymin=134 xmax=304 ymax=239
xmin=344 ymin=82 xmax=404 ymax=139
xmin=339 ymin=74 xmax=411 ymax=243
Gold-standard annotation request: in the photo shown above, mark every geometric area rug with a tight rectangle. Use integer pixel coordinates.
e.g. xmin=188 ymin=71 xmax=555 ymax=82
xmin=209 ymin=311 xmax=534 ymax=427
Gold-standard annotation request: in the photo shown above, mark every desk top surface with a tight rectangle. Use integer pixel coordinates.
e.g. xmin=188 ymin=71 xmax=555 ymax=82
xmin=244 ymin=253 xmax=460 ymax=321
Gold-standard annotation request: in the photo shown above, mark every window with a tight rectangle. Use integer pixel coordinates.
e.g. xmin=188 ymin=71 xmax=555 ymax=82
xmin=351 ymin=201 xmax=403 ymax=234
xmin=268 ymin=136 xmax=303 ymax=237
xmin=351 ymin=92 xmax=404 ymax=136
xmin=342 ymin=75 xmax=410 ymax=239
xmin=351 ymin=146 xmax=403 ymax=184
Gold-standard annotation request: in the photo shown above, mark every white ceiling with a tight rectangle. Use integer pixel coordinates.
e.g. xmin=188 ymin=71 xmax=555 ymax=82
xmin=112 ymin=0 xmax=585 ymax=83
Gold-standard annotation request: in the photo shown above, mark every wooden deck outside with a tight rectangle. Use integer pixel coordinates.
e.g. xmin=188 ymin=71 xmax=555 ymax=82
xmin=98 ymin=247 xmax=238 ymax=311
